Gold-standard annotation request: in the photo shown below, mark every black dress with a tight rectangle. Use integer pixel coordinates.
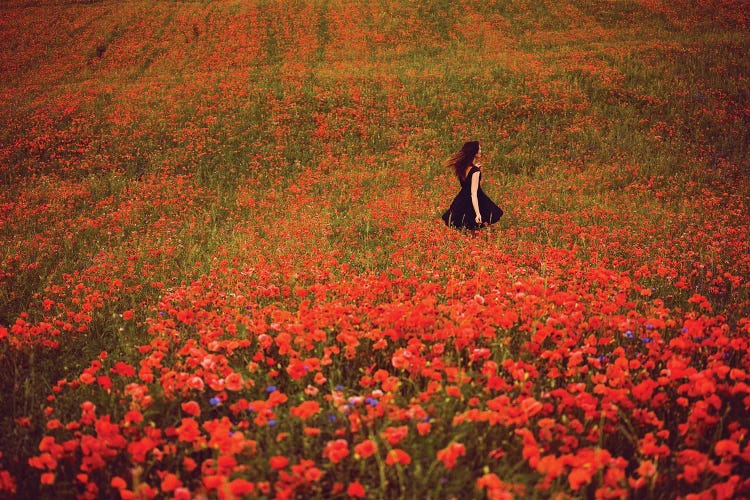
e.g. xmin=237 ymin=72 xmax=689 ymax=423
xmin=442 ymin=166 xmax=503 ymax=230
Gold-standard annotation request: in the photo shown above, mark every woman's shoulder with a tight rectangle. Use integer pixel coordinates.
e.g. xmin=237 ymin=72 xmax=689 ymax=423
xmin=461 ymin=165 xmax=481 ymax=182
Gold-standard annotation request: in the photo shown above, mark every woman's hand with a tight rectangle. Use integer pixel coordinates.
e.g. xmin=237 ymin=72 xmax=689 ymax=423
xmin=475 ymin=213 xmax=482 ymax=224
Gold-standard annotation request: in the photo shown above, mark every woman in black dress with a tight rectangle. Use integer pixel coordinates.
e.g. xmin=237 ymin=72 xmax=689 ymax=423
xmin=442 ymin=141 xmax=503 ymax=230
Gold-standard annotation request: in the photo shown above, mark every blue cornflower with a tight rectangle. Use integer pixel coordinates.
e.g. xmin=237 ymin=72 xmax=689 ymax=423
xmin=365 ymin=397 xmax=378 ymax=406
xmin=209 ymin=397 xmax=221 ymax=406
xmin=266 ymin=385 xmax=277 ymax=392
xmin=268 ymin=419 xmax=276 ymax=426
xmin=625 ymin=330 xmax=634 ymax=339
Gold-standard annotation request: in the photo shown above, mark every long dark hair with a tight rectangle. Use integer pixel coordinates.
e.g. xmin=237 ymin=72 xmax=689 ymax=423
xmin=446 ymin=141 xmax=479 ymax=181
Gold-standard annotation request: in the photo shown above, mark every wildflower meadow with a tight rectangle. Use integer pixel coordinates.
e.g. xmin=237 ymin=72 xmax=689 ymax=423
xmin=1 ymin=0 xmax=749 ymax=498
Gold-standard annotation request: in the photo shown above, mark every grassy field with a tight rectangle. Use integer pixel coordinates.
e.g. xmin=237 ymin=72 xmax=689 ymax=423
xmin=1 ymin=0 xmax=749 ymax=498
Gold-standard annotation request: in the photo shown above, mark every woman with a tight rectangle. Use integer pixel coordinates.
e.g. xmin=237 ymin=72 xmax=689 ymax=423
xmin=442 ymin=141 xmax=503 ymax=230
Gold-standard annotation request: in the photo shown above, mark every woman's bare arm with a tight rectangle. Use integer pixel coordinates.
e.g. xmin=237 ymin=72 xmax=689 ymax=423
xmin=471 ymin=171 xmax=481 ymax=224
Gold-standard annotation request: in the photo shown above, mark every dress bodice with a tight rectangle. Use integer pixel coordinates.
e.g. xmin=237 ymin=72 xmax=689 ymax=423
xmin=460 ymin=166 xmax=480 ymax=190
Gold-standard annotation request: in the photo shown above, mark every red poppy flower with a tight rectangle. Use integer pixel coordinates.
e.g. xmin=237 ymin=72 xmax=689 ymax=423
xmin=180 ymin=401 xmax=201 ymax=417
xmin=385 ymin=449 xmax=411 ymax=466
xmin=354 ymin=439 xmax=377 ymax=458
xmin=437 ymin=442 xmax=466 ymax=469
xmin=270 ymin=456 xmax=289 ymax=470
xmin=347 ymin=481 xmax=366 ymax=498
xmin=323 ymin=439 xmax=350 ymax=464
xmin=291 ymin=400 xmax=320 ymax=420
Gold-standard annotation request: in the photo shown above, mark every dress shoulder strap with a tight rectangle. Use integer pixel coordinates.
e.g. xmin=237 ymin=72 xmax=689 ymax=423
xmin=462 ymin=166 xmax=479 ymax=180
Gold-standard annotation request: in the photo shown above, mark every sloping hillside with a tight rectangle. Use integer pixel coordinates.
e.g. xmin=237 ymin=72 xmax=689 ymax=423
xmin=1 ymin=1 xmax=748 ymax=498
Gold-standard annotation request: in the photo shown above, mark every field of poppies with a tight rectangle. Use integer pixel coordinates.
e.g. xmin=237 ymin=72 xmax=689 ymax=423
xmin=1 ymin=0 xmax=749 ymax=498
